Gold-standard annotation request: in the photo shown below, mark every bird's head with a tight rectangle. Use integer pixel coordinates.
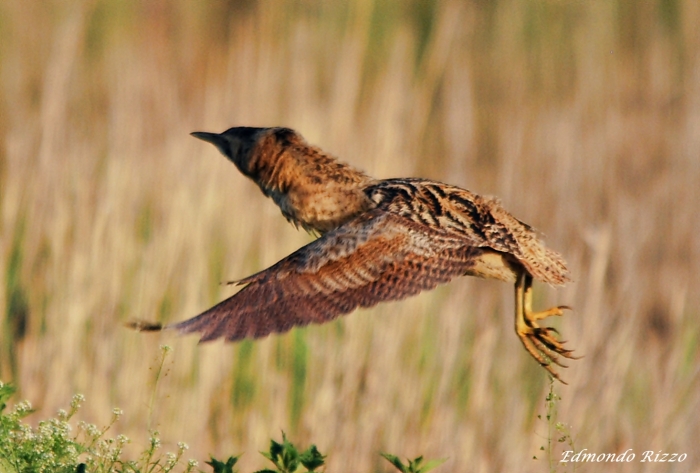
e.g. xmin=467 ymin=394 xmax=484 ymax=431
xmin=191 ymin=127 xmax=272 ymax=177
xmin=193 ymin=126 xmax=300 ymax=178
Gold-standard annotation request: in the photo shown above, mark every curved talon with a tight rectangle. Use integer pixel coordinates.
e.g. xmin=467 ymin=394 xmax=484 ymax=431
xmin=540 ymin=326 xmax=560 ymax=336
xmin=534 ymin=331 xmax=571 ymax=355
xmin=514 ymin=272 xmax=577 ymax=383
xmin=534 ymin=327 xmax=574 ymax=356
xmin=533 ymin=344 xmax=566 ymax=368
xmin=524 ymin=332 xmax=570 ymax=367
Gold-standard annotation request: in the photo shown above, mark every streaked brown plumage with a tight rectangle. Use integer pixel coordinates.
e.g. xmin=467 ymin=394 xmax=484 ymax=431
xmin=130 ymin=127 xmax=576 ymax=382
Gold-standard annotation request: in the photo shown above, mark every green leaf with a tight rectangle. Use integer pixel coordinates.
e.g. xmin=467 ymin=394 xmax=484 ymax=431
xmin=408 ymin=456 xmax=424 ymax=470
xmin=381 ymin=453 xmax=447 ymax=473
xmin=381 ymin=453 xmax=408 ymax=472
xmin=299 ymin=445 xmax=326 ymax=471
xmin=260 ymin=432 xmax=304 ymax=473
xmin=206 ymin=455 xmax=240 ymax=473
xmin=268 ymin=438 xmax=284 ymax=461
xmin=279 ymin=444 xmax=299 ymax=471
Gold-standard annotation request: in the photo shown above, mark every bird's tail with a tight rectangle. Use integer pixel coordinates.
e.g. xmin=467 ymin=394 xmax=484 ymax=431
xmin=517 ymin=237 xmax=571 ymax=286
xmin=484 ymin=197 xmax=571 ymax=286
xmin=125 ymin=319 xmax=165 ymax=332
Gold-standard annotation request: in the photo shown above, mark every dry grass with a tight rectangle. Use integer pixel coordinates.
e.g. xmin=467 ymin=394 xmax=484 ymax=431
xmin=1 ymin=1 xmax=699 ymax=472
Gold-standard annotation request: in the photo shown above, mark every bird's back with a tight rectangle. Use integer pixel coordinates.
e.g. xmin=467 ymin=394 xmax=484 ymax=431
xmin=364 ymin=178 xmax=570 ymax=285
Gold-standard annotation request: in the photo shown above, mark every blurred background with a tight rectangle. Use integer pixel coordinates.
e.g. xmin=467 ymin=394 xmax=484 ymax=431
xmin=1 ymin=1 xmax=699 ymax=472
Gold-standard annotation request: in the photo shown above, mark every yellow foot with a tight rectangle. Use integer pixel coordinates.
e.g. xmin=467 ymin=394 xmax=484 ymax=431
xmin=516 ymin=306 xmax=578 ymax=384
xmin=528 ymin=305 xmax=572 ymax=321
xmin=515 ymin=272 xmax=578 ymax=383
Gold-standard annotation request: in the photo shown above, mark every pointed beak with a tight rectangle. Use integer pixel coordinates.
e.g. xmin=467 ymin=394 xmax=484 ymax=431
xmin=190 ymin=131 xmax=227 ymax=150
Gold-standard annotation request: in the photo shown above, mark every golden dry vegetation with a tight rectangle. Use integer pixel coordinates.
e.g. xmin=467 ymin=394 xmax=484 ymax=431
xmin=1 ymin=1 xmax=699 ymax=472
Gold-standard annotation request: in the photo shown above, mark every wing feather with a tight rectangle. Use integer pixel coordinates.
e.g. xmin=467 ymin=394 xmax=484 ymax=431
xmin=169 ymin=209 xmax=477 ymax=342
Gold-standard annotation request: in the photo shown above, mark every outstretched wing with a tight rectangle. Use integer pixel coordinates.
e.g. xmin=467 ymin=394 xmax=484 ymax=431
xmin=168 ymin=209 xmax=479 ymax=342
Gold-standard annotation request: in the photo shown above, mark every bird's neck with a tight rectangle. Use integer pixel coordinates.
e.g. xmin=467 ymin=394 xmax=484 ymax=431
xmin=249 ymin=143 xmax=374 ymax=234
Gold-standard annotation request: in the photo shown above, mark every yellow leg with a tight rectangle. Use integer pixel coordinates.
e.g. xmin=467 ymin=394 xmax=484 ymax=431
xmin=515 ymin=272 xmax=576 ymax=383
